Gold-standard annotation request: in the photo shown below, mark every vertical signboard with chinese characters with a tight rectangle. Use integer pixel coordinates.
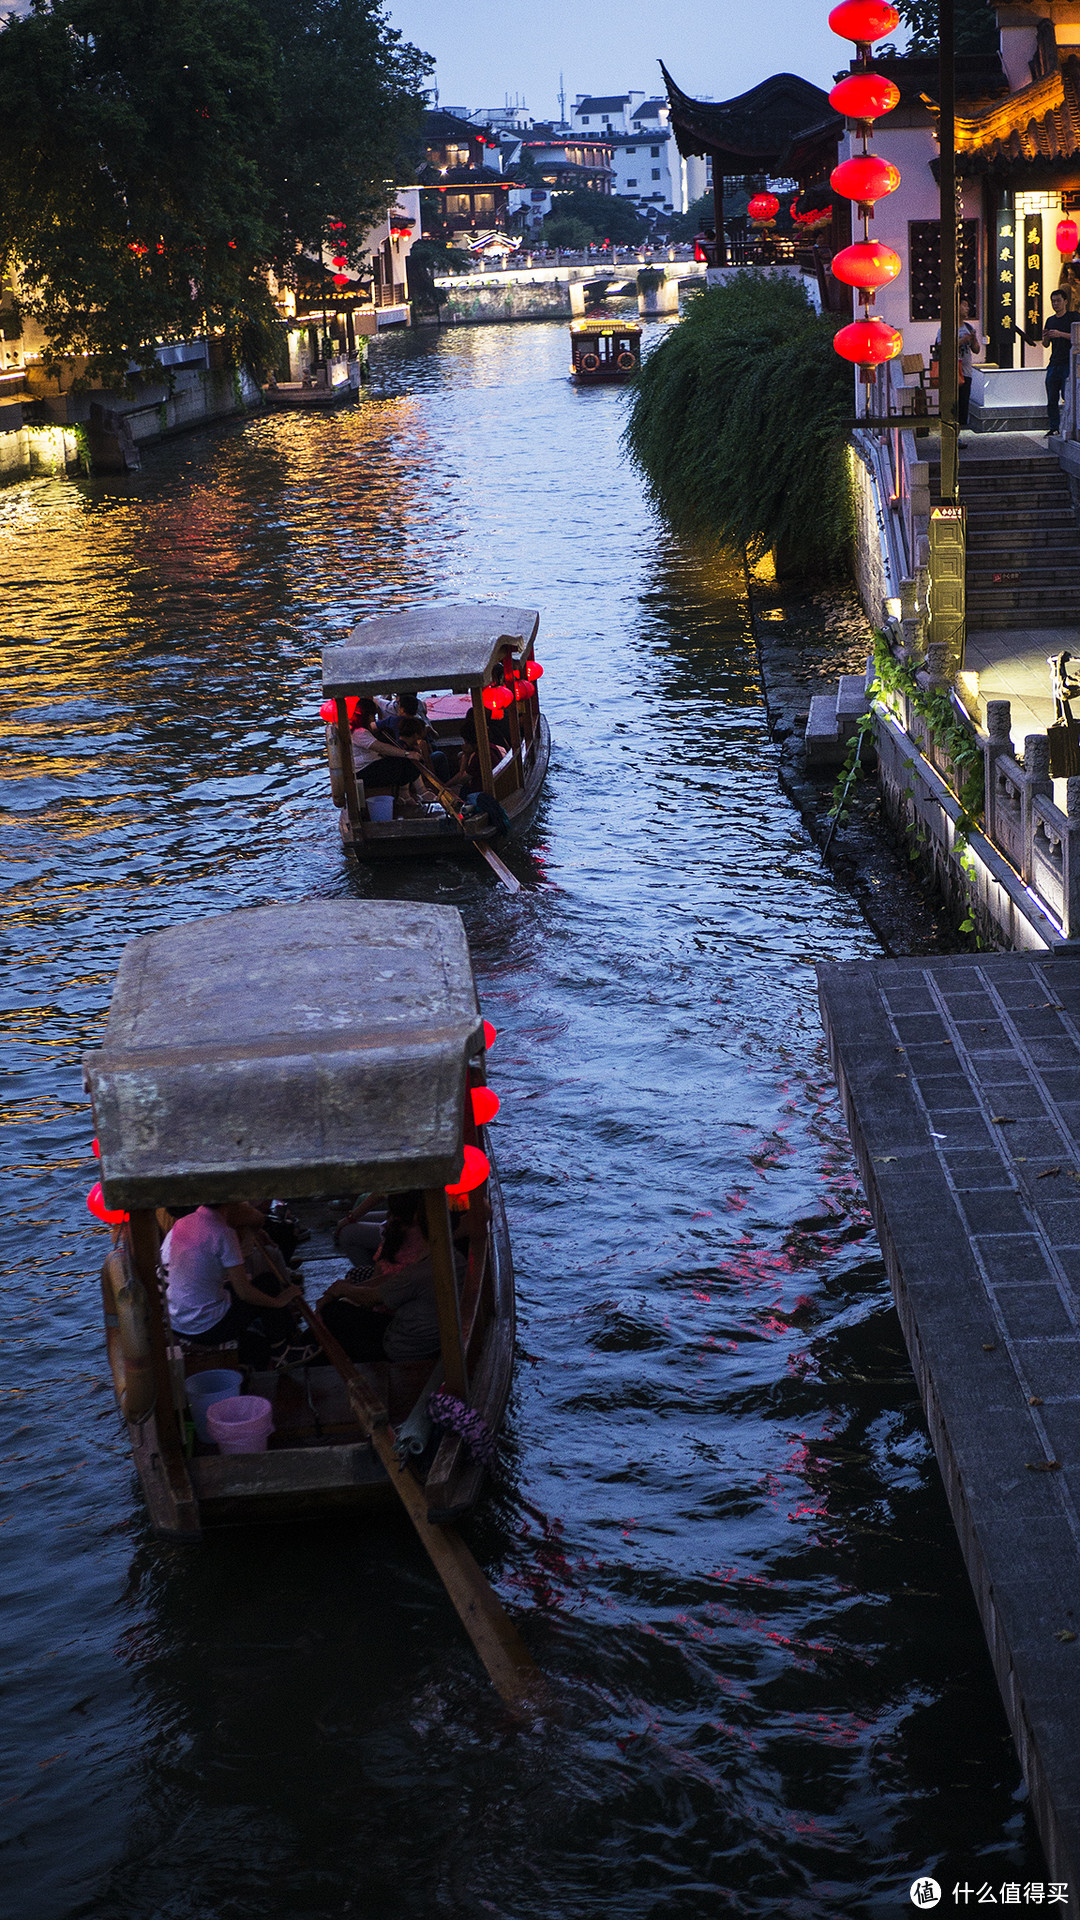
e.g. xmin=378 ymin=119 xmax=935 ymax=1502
xmin=992 ymin=204 xmax=1016 ymax=367
xmin=1024 ymin=211 xmax=1043 ymax=345
xmin=928 ymin=506 xmax=966 ymax=678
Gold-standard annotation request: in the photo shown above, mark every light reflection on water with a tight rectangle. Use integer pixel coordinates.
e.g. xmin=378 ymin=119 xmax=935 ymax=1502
xmin=0 ymin=319 xmax=1039 ymax=1917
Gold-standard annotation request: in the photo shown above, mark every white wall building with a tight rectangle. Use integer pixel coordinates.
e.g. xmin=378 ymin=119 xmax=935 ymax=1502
xmin=571 ymin=92 xmax=708 ymax=215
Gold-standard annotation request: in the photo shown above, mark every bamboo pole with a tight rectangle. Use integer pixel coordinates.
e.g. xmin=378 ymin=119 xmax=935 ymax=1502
xmin=335 ymin=698 xmax=364 ymax=834
xmin=470 ymin=688 xmax=494 ymax=795
xmin=939 ymin=0 xmax=959 ymax=505
xmin=424 ymin=1185 xmax=468 ymax=1399
xmin=295 ymin=1297 xmax=543 ymax=1710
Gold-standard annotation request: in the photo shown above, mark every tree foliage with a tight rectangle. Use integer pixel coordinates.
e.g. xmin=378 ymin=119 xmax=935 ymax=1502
xmin=541 ymin=189 xmax=646 ymax=246
xmin=623 ymin=273 xmax=854 ymax=578
xmin=0 ymin=0 xmax=430 ymax=382
xmin=894 ymin=0 xmax=999 ymax=54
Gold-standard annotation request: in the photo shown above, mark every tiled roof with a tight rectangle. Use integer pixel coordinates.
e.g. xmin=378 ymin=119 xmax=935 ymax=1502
xmin=954 ymin=54 xmax=1080 ymax=173
xmin=661 ymin=65 xmax=836 ymax=168
xmin=577 ymin=96 xmax=632 ymax=113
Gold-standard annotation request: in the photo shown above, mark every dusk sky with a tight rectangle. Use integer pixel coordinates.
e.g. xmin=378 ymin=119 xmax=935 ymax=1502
xmin=385 ymin=0 xmax=913 ymax=120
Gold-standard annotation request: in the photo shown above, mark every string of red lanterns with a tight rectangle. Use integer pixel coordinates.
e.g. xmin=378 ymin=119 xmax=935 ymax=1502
xmin=828 ymin=0 xmax=904 ymax=380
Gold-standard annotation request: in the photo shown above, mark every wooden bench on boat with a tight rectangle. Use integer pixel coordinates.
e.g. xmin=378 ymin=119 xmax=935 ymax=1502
xmin=321 ymin=602 xmax=551 ymax=861
xmin=84 ymin=900 xmax=515 ymax=1540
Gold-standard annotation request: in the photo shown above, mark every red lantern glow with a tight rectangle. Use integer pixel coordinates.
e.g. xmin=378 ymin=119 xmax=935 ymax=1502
xmin=833 ymin=317 xmax=904 ymax=365
xmin=483 ymin=1019 xmax=497 ymax=1049
xmin=87 ymin=1183 xmax=128 ymax=1226
xmin=828 ymin=72 xmax=901 ymax=120
xmin=830 ymin=154 xmax=901 ymax=207
xmin=320 ymin=699 xmax=336 ymax=723
xmin=445 ymin=1144 xmax=490 ymax=1197
xmin=828 ymin=0 xmax=900 ymax=41
xmin=92 ymin=1138 xmax=100 ymax=1157
xmin=332 ymin=254 xmax=348 ymax=268
xmin=747 ymin=193 xmax=780 ymax=222
xmin=333 ymin=274 xmax=349 ymax=289
xmin=470 ymin=1086 xmax=500 ymax=1125
xmin=525 ymin=660 xmax=543 ymax=681
xmin=1057 ymin=218 xmax=1079 ymax=255
xmin=514 ymin=679 xmax=535 ymax=701
xmin=482 ymin=685 xmax=513 ymax=714
xmin=830 ymin=240 xmax=902 ymax=290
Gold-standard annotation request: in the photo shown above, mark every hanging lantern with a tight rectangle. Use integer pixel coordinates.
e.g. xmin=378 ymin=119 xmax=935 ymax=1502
xmin=1057 ymin=218 xmax=1079 ymax=256
xmin=87 ymin=1183 xmax=128 ymax=1226
xmin=320 ymin=699 xmax=337 ymax=723
xmin=833 ymin=317 xmax=903 ymax=365
xmin=525 ymin=660 xmax=543 ymax=681
xmin=333 ymin=274 xmax=349 ymax=289
xmin=92 ymin=1138 xmax=100 ymax=1157
xmin=830 ymin=154 xmax=900 ymax=207
xmin=747 ymin=193 xmax=780 ymax=223
xmin=470 ymin=1086 xmax=500 ymax=1125
xmin=828 ymin=73 xmax=901 ymax=121
xmin=483 ymin=1019 xmax=497 ymax=1049
xmin=514 ymin=680 xmax=535 ymax=701
xmin=828 ymin=0 xmax=900 ymax=41
xmin=332 ymin=254 xmax=348 ymax=269
xmin=445 ymin=1144 xmax=491 ymax=1198
xmin=482 ymin=685 xmax=513 ymax=714
xmin=830 ymin=240 xmax=902 ymax=290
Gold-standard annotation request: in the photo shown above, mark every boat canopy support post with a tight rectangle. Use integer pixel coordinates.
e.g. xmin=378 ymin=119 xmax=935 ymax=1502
xmin=424 ymin=1186 xmax=468 ymax=1399
xmin=335 ymin=698 xmax=363 ymax=833
xmin=127 ymin=1209 xmax=200 ymax=1537
xmin=470 ymin=688 xmax=495 ymax=796
xmin=506 ymin=697 xmax=525 ymax=790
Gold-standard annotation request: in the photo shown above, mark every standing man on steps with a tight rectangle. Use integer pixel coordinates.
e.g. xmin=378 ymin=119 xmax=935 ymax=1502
xmin=1043 ymin=288 xmax=1072 ymax=436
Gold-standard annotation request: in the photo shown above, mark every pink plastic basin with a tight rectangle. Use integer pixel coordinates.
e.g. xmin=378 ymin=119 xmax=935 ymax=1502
xmin=206 ymin=1394 xmax=274 ymax=1454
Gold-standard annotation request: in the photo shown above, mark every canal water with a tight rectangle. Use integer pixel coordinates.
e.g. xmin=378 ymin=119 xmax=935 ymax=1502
xmin=1 ymin=319 xmax=1041 ymax=1916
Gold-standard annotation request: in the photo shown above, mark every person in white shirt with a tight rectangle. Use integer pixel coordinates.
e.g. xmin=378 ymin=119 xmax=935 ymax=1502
xmin=162 ymin=1203 xmax=310 ymax=1366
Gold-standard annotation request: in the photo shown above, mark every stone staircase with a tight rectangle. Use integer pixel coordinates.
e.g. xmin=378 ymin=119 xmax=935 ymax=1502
xmin=804 ymin=671 xmax=872 ymax=769
xmin=930 ymin=455 xmax=1080 ymax=630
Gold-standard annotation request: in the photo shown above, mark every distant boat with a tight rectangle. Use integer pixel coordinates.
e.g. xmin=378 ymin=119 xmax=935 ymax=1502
xmin=265 ymin=362 xmax=358 ymax=409
xmin=569 ymin=319 xmax=642 ymax=383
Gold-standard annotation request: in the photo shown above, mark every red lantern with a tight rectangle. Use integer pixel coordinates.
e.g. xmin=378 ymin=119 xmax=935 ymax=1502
xmin=747 ymin=193 xmax=780 ymax=223
xmin=525 ymin=660 xmax=543 ymax=681
xmin=482 ymin=685 xmax=513 ymax=714
xmin=1057 ymin=218 xmax=1079 ymax=256
xmin=470 ymin=1086 xmax=500 ymax=1125
xmin=830 ymin=240 xmax=902 ymax=290
xmin=332 ymin=254 xmax=348 ymax=268
xmin=87 ymin=1183 xmax=128 ymax=1226
xmin=833 ymin=317 xmax=903 ymax=365
xmin=828 ymin=72 xmax=901 ymax=120
xmin=830 ymin=154 xmax=900 ymax=207
xmin=514 ymin=679 xmax=535 ymax=701
xmin=445 ymin=1144 xmax=490 ymax=1198
xmin=333 ymin=274 xmax=349 ymax=289
xmin=483 ymin=1019 xmax=497 ymax=1049
xmin=92 ymin=1138 xmax=100 ymax=1157
xmin=828 ymin=0 xmax=900 ymax=42
xmin=320 ymin=699 xmax=336 ymax=723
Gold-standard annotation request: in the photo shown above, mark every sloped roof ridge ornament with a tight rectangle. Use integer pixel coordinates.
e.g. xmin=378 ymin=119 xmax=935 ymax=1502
xmin=659 ymin=62 xmax=838 ymax=166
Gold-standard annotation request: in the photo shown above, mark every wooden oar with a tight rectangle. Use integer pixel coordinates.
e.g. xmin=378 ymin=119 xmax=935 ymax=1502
xmin=418 ymin=769 xmax=521 ymax=895
xmin=294 ymin=1296 xmax=543 ymax=1710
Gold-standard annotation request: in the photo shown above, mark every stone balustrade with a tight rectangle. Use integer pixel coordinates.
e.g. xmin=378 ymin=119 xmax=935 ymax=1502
xmin=980 ymin=701 xmax=1080 ymax=937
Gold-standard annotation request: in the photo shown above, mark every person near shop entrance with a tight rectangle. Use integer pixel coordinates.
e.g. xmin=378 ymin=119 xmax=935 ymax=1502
xmin=1043 ymin=289 xmax=1073 ymax=435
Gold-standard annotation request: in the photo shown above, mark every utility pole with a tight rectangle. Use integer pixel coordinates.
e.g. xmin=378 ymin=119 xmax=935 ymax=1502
xmin=559 ymin=71 xmax=566 ymax=126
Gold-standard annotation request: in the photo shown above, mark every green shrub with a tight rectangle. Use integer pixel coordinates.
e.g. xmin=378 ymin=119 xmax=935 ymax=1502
xmin=623 ymin=271 xmax=854 ymax=578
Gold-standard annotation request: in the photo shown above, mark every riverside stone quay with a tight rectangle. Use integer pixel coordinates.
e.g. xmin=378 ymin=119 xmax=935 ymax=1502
xmin=820 ymin=951 xmax=1080 ymax=1908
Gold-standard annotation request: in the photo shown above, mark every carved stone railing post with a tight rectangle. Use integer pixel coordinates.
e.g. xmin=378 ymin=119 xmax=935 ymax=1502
xmin=983 ymin=700 xmax=1013 ymax=848
xmin=1022 ymin=735 xmax=1054 ymax=886
xmin=1065 ymin=777 xmax=1080 ymax=936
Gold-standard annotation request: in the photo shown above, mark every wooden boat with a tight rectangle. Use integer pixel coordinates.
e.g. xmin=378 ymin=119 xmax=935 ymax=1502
xmin=265 ymin=368 xmax=358 ymax=409
xmin=321 ymin=603 xmax=550 ymax=862
xmin=84 ymin=900 xmax=514 ymax=1540
xmin=569 ymin=319 xmax=642 ymax=383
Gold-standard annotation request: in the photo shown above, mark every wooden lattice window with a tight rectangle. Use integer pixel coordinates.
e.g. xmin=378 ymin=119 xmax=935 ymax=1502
xmin=908 ymin=220 xmax=980 ymax=321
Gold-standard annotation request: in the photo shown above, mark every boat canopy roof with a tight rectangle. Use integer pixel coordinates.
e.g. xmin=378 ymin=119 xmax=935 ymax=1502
xmin=569 ymin=320 xmax=641 ymax=335
xmin=83 ymin=902 xmax=484 ymax=1209
xmin=322 ymin=603 xmax=540 ymax=698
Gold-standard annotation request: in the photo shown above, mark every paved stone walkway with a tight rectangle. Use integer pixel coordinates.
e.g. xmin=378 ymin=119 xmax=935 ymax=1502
xmin=819 ymin=950 xmax=1080 ymax=1906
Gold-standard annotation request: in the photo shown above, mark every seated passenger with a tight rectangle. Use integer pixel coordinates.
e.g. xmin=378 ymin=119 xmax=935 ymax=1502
xmin=349 ymin=697 xmax=423 ymax=798
xmin=397 ymin=715 xmax=451 ymax=783
xmin=162 ymin=1202 xmax=316 ymax=1368
xmin=334 ymin=1191 xmax=387 ymax=1264
xmin=317 ymin=1191 xmax=447 ymax=1365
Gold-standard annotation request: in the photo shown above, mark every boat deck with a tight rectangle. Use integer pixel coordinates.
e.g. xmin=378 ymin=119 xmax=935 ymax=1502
xmin=818 ymin=950 xmax=1080 ymax=1901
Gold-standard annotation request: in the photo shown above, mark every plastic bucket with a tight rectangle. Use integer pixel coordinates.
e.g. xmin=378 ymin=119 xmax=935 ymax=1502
xmin=206 ymin=1394 xmax=274 ymax=1455
xmin=186 ymin=1369 xmax=244 ymax=1444
xmin=367 ymin=794 xmax=394 ymax=822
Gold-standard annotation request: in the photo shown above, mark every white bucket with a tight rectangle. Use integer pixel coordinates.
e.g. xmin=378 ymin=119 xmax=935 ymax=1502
xmin=206 ymin=1394 xmax=274 ymax=1454
xmin=367 ymin=794 xmax=394 ymax=822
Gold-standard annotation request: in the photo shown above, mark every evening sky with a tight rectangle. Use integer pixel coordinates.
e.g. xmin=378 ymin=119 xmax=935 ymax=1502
xmin=385 ymin=0 xmax=914 ymax=123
